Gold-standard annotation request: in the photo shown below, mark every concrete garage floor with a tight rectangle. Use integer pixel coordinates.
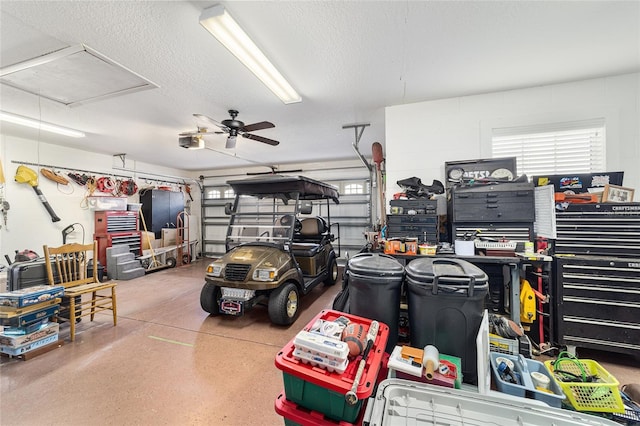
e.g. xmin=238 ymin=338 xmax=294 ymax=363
xmin=1 ymin=258 xmax=639 ymax=425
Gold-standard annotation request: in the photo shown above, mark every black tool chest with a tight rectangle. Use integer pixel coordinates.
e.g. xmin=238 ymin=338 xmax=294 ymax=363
xmin=554 ymin=203 xmax=640 ymax=258
xmin=451 ymin=182 xmax=535 ymax=222
xmin=555 ymin=255 xmax=640 ymax=357
xmin=387 ymin=199 xmax=438 ymax=243
xmin=552 ymin=202 xmax=640 ymax=356
xmin=449 ymin=182 xmax=535 ymax=242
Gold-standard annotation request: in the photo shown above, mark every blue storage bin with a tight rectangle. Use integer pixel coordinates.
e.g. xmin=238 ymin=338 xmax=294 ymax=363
xmin=490 ymin=352 xmax=528 ymax=397
xmin=490 ymin=352 xmax=565 ymax=408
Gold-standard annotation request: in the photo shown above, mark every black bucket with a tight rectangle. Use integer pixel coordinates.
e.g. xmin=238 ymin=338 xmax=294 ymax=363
xmin=87 ymin=259 xmax=105 ymax=281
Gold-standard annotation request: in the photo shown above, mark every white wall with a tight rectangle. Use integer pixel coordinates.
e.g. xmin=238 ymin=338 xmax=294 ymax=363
xmin=385 ymin=73 xmax=640 ymax=201
xmin=0 ymin=135 xmax=199 ymax=266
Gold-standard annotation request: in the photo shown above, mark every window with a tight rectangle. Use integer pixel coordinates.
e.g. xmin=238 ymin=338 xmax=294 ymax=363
xmin=207 ymin=189 xmax=221 ymax=199
xmin=206 ymin=187 xmax=234 ymax=199
xmin=492 ymin=119 xmax=605 ymax=176
xmin=343 ymin=183 xmax=364 ymax=195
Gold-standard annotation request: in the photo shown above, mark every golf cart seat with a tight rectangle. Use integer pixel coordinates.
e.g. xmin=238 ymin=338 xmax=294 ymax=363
xmin=293 ymin=217 xmax=328 ymax=243
xmin=291 ymin=217 xmax=328 ymax=257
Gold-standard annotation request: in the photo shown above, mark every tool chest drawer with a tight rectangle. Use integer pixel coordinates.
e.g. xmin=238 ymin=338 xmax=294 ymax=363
xmin=389 ymin=199 xmax=437 ymax=215
xmin=555 ymin=203 xmax=640 ymax=258
xmin=555 ymin=255 xmax=640 ymax=356
xmin=95 ymin=210 xmax=139 ymax=233
xmin=451 ymin=183 xmax=534 ymax=223
xmin=451 ymin=223 xmax=533 ymax=243
xmin=387 ymin=215 xmax=438 ymax=242
xmin=388 ymin=215 xmax=437 ymax=225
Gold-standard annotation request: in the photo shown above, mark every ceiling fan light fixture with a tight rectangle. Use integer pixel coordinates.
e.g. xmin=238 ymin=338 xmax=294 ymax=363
xmin=225 ymin=135 xmax=237 ymax=149
xmin=0 ymin=110 xmax=85 ymax=138
xmin=199 ymin=5 xmax=301 ymax=104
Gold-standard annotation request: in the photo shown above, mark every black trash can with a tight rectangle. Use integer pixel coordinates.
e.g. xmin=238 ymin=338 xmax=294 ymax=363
xmin=87 ymin=259 xmax=105 ymax=281
xmin=405 ymin=258 xmax=488 ymax=385
xmin=347 ymin=253 xmax=404 ymax=353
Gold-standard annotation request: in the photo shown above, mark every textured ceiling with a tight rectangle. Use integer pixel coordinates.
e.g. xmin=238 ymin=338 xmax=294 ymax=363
xmin=1 ymin=1 xmax=638 ymax=172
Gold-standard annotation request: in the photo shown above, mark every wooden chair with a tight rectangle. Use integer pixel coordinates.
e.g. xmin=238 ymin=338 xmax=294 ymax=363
xmin=43 ymin=241 xmax=117 ymax=342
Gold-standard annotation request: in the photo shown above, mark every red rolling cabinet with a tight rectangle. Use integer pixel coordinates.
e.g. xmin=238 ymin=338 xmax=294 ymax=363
xmin=94 ymin=211 xmax=141 ymax=268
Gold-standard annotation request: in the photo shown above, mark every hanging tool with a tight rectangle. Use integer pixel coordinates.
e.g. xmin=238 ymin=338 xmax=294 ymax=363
xmin=183 ymin=181 xmax=194 ymax=201
xmin=62 ymin=224 xmax=76 ymax=244
xmin=0 ymin=158 xmax=8 ymax=228
xmin=14 ymin=165 xmax=61 ymax=222
xmin=372 ymin=142 xmax=386 ymax=229
xmin=40 ymin=168 xmax=69 ymax=185
xmin=345 ymin=320 xmax=379 ymax=406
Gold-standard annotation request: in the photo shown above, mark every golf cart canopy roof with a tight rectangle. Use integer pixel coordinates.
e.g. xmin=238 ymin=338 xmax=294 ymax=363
xmin=226 ymin=175 xmax=339 ymax=203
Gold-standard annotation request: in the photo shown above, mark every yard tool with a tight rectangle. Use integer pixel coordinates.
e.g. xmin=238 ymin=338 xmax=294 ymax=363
xmin=0 ymin=158 xmax=8 ymax=228
xmin=40 ymin=168 xmax=69 ymax=185
xmin=14 ymin=165 xmax=61 ymax=222
xmin=372 ymin=142 xmax=386 ymax=229
xmin=183 ymin=181 xmax=193 ymax=201
xmin=345 ymin=320 xmax=379 ymax=406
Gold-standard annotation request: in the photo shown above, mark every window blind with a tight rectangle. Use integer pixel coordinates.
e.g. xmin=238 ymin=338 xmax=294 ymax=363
xmin=492 ymin=119 xmax=605 ymax=176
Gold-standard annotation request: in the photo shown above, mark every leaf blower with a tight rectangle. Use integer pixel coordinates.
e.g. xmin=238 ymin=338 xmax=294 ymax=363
xmin=14 ymin=165 xmax=61 ymax=222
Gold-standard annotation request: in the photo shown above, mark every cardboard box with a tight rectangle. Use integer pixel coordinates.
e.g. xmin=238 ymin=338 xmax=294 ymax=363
xmin=162 ymin=228 xmax=177 ymax=247
xmin=140 ymin=231 xmax=155 ymax=250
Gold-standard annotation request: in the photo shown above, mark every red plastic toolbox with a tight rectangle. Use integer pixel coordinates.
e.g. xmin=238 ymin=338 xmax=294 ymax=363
xmin=275 ymin=309 xmax=389 ymax=423
xmin=274 ymin=392 xmax=365 ymax=426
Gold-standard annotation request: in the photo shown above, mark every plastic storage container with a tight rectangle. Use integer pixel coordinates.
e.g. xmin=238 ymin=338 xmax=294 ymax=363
xmin=363 ymin=378 xmax=620 ymax=426
xmin=274 ymin=392 xmax=365 ymax=426
xmin=544 ymin=358 xmax=625 ymax=413
xmin=489 ymin=352 xmax=565 ymax=408
xmin=405 ymin=258 xmax=488 ymax=384
xmin=346 ymin=253 xmax=404 ymax=353
xmin=275 ymin=309 xmax=389 ymax=423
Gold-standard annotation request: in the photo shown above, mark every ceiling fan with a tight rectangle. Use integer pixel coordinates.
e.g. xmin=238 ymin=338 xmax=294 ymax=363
xmin=183 ymin=109 xmax=279 ymax=149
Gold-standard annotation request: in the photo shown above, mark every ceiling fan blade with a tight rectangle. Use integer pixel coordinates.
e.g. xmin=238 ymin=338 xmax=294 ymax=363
xmin=193 ymin=113 xmax=226 ymax=130
xmin=242 ymin=133 xmax=280 ymax=146
xmin=241 ymin=121 xmax=275 ymax=132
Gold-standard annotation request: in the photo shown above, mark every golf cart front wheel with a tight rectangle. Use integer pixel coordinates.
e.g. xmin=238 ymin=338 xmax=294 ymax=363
xmin=268 ymin=282 xmax=299 ymax=325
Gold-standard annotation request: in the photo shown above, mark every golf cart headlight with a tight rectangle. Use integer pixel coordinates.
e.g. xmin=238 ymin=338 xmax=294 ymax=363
xmin=207 ymin=264 xmax=223 ymax=277
xmin=253 ymin=268 xmax=277 ymax=281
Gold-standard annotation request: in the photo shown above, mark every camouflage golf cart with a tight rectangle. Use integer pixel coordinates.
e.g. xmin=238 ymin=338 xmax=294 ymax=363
xmin=200 ymin=175 xmax=340 ymax=325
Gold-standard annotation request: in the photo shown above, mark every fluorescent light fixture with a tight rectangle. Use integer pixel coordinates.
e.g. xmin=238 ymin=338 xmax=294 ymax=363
xmin=199 ymin=5 xmax=301 ymax=104
xmin=0 ymin=111 xmax=86 ymax=138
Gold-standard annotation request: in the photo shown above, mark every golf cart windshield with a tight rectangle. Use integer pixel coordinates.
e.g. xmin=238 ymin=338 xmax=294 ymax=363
xmin=225 ymin=175 xmax=339 ymax=249
xmin=227 ymin=195 xmax=298 ymax=246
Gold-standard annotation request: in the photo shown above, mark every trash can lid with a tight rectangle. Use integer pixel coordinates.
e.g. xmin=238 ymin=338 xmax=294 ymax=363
xmin=406 ymin=257 xmax=487 ymax=285
xmin=347 ymin=253 xmax=404 ymax=277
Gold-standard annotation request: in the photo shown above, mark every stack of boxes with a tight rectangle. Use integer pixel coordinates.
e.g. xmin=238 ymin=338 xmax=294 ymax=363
xmin=0 ymin=285 xmax=64 ymax=358
xmin=274 ymin=309 xmax=389 ymax=425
